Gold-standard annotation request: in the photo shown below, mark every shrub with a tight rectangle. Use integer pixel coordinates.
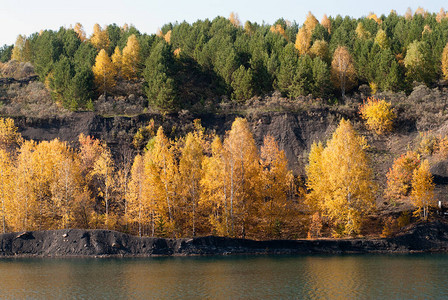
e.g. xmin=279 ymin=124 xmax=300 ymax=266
xmin=359 ymin=97 xmax=396 ymax=134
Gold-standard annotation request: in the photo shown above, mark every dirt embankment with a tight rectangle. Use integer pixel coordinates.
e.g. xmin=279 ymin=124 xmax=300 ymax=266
xmin=1 ymin=221 xmax=447 ymax=257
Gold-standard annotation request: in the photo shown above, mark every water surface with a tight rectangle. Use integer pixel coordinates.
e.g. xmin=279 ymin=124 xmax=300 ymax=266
xmin=0 ymin=254 xmax=447 ymax=299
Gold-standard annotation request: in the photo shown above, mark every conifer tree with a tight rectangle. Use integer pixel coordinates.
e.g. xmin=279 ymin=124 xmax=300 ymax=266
xmin=122 ymin=34 xmax=141 ymax=80
xmin=92 ymin=49 xmax=116 ymax=95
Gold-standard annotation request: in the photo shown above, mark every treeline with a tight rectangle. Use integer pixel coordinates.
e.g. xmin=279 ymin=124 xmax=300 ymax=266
xmin=0 ymin=117 xmax=303 ymax=239
xmin=2 ymin=8 xmax=448 ymax=111
xmin=0 ymin=111 xmax=437 ymax=238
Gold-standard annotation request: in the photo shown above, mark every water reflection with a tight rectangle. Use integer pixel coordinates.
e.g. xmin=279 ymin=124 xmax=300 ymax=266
xmin=1 ymin=255 xmax=448 ymax=299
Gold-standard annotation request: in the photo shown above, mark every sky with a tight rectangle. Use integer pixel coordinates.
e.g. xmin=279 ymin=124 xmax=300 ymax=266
xmin=0 ymin=0 xmax=447 ymax=45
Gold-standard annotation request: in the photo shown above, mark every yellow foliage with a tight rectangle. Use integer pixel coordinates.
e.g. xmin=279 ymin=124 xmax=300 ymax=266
xmin=270 ymin=24 xmax=288 ymax=41
xmin=385 ymin=151 xmax=421 ymax=202
xmin=90 ymin=24 xmax=110 ymax=51
xmin=174 ymin=48 xmax=181 ymax=58
xmin=0 ymin=117 xmax=23 ymax=152
xmin=411 ymin=160 xmax=434 ymax=221
xmin=374 ymin=29 xmax=389 ymax=49
xmin=367 ymin=13 xmax=382 ymax=24
xmin=306 ymin=119 xmax=375 ymax=236
xmin=122 ymin=34 xmax=141 ymax=80
xmin=164 ymin=30 xmax=172 ymax=44
xmin=356 ymin=23 xmax=371 ymax=40
xmin=294 ymin=12 xmax=318 ymax=55
xmin=422 ymin=25 xmax=432 ymax=36
xmin=359 ymin=97 xmax=396 ymax=134
xmin=442 ymin=42 xmax=448 ymax=80
xmin=111 ymin=46 xmax=122 ymax=77
xmin=92 ymin=49 xmax=116 ymax=95
xmin=331 ymin=46 xmax=357 ymax=97
xmin=321 ymin=14 xmax=331 ymax=34
xmin=229 ymin=12 xmax=241 ymax=27
xmin=74 ymin=23 xmax=86 ymax=42
xmin=309 ymin=40 xmax=329 ymax=60
xmin=436 ymin=8 xmax=447 ymax=23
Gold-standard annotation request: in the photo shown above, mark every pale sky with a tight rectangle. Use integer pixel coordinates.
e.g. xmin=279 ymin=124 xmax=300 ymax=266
xmin=0 ymin=0 xmax=446 ymax=45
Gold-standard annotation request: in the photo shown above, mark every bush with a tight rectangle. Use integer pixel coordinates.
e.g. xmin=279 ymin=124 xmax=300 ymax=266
xmin=359 ymin=97 xmax=396 ymax=134
xmin=385 ymin=151 xmax=420 ymax=202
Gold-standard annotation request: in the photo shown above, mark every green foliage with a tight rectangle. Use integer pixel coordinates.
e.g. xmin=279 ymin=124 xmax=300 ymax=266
xmin=0 ymin=45 xmax=13 ymax=63
xmin=231 ymin=65 xmax=254 ymax=102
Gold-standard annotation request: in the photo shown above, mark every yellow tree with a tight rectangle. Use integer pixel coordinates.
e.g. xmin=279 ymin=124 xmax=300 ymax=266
xmin=321 ymin=14 xmax=331 ymax=33
xmin=92 ymin=49 xmax=116 ymax=95
xmin=145 ymin=127 xmax=178 ymax=236
xmin=331 ymin=46 xmax=357 ymax=98
xmin=11 ymin=35 xmax=28 ymax=62
xmin=355 ymin=23 xmax=370 ymax=40
xmin=374 ymin=29 xmax=390 ymax=49
xmin=259 ymin=135 xmax=294 ymax=239
xmin=0 ymin=117 xmax=23 ymax=153
xmin=200 ymin=136 xmax=229 ymax=236
xmin=11 ymin=140 xmax=36 ymax=231
xmin=92 ymin=144 xmax=115 ymax=229
xmin=229 ymin=12 xmax=241 ymax=27
xmin=127 ymin=154 xmax=146 ymax=236
xmin=223 ymin=118 xmax=261 ymax=238
xmin=310 ymin=40 xmax=329 ymax=60
xmin=0 ymin=150 xmax=13 ymax=233
xmin=111 ymin=46 xmax=123 ymax=78
xmin=121 ymin=34 xmax=141 ymax=80
xmin=295 ymin=12 xmax=318 ymax=55
xmin=178 ymin=128 xmax=205 ymax=236
xmin=90 ymin=23 xmax=110 ymax=50
xmin=306 ymin=119 xmax=375 ymax=236
xmin=442 ymin=42 xmax=448 ymax=80
xmin=411 ymin=160 xmax=434 ymax=221
xmin=74 ymin=23 xmax=86 ymax=42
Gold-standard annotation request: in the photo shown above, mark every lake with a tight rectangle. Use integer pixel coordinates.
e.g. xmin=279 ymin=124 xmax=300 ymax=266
xmin=0 ymin=254 xmax=447 ymax=299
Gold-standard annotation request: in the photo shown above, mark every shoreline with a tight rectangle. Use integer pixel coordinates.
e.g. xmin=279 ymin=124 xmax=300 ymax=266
xmin=1 ymin=221 xmax=448 ymax=258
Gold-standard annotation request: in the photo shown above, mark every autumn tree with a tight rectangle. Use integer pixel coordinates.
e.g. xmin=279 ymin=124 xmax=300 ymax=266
xmin=74 ymin=23 xmax=86 ymax=42
xmin=321 ymin=14 xmax=331 ymax=33
xmin=92 ymin=143 xmax=115 ymax=228
xmin=385 ymin=151 xmax=420 ymax=202
xmin=111 ymin=46 xmax=122 ymax=78
xmin=0 ymin=150 xmax=13 ymax=233
xmin=259 ymin=135 xmax=295 ymax=239
xmin=0 ymin=117 xmax=23 ymax=153
xmin=331 ymin=46 xmax=357 ymax=98
xmin=359 ymin=97 xmax=396 ymax=135
xmin=295 ymin=12 xmax=319 ymax=55
xmin=92 ymin=49 xmax=116 ymax=95
xmin=229 ymin=12 xmax=241 ymax=27
xmin=306 ymin=119 xmax=375 ymax=236
xmin=144 ymin=127 xmax=178 ymax=236
xmin=223 ymin=118 xmax=261 ymax=238
xmin=178 ymin=124 xmax=205 ymax=236
xmin=442 ymin=42 xmax=448 ymax=80
xmin=126 ymin=154 xmax=146 ymax=236
xmin=411 ymin=160 xmax=434 ymax=221
xmin=90 ymin=24 xmax=110 ymax=51
xmin=404 ymin=40 xmax=434 ymax=85
xmin=374 ymin=29 xmax=390 ymax=49
xmin=11 ymin=35 xmax=30 ymax=62
xmin=122 ymin=34 xmax=141 ymax=80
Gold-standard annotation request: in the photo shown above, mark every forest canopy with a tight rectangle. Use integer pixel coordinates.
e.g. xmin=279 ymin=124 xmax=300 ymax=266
xmin=1 ymin=8 xmax=448 ymax=112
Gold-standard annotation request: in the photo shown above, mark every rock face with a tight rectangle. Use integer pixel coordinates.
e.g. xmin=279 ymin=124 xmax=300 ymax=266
xmin=1 ymin=222 xmax=448 ymax=257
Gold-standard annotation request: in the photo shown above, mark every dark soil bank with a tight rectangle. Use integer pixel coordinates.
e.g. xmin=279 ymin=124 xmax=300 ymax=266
xmin=1 ymin=221 xmax=448 ymax=257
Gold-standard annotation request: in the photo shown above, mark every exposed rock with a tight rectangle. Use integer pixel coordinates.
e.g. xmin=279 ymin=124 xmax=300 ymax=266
xmin=1 ymin=222 xmax=447 ymax=257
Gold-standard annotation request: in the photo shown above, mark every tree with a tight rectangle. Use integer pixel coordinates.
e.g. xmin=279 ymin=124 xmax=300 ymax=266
xmin=178 ymin=126 xmax=205 ymax=236
xmin=0 ymin=117 xmax=23 ymax=153
xmin=385 ymin=151 xmax=420 ymax=202
xmin=111 ymin=46 xmax=122 ymax=78
xmin=229 ymin=12 xmax=241 ymax=27
xmin=92 ymin=49 xmax=116 ymax=95
xmin=442 ymin=42 xmax=448 ymax=80
xmin=356 ymin=23 xmax=371 ymax=40
xmin=374 ymin=29 xmax=390 ymax=49
xmin=411 ymin=160 xmax=434 ymax=221
xmin=259 ymin=135 xmax=294 ymax=239
xmin=295 ymin=12 xmax=318 ymax=55
xmin=223 ymin=118 xmax=261 ymax=238
xmin=74 ymin=23 xmax=86 ymax=42
xmin=121 ymin=34 xmax=141 ymax=80
xmin=310 ymin=40 xmax=329 ymax=61
xmin=127 ymin=154 xmax=146 ymax=236
xmin=0 ymin=150 xmax=13 ymax=233
xmin=92 ymin=144 xmax=115 ymax=228
xmin=11 ymin=35 xmax=30 ymax=62
xmin=90 ymin=24 xmax=110 ymax=51
xmin=321 ymin=14 xmax=331 ymax=33
xmin=404 ymin=40 xmax=435 ymax=85
xmin=306 ymin=119 xmax=375 ymax=236
xmin=359 ymin=97 xmax=396 ymax=134
xmin=331 ymin=46 xmax=357 ymax=98
xmin=231 ymin=65 xmax=254 ymax=102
